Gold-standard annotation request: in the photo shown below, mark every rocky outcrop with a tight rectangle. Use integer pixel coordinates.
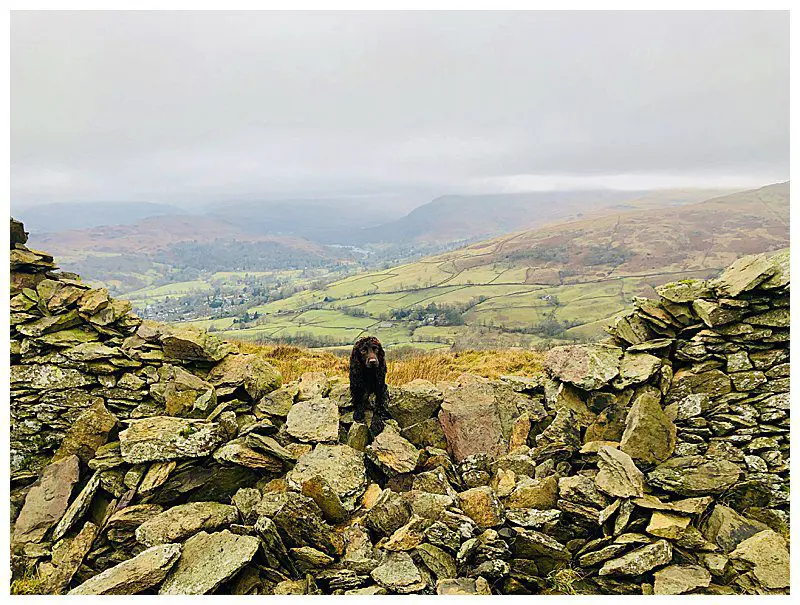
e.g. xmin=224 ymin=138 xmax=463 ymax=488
xmin=9 ymin=219 xmax=790 ymax=595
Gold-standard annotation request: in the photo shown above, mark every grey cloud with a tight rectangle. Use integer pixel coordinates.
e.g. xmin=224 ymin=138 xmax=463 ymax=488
xmin=11 ymin=10 xmax=788 ymax=206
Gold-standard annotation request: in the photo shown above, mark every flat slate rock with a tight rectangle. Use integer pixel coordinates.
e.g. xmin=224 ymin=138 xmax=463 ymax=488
xmin=135 ymin=501 xmax=238 ymax=547
xmin=288 ymin=443 xmax=368 ymax=513
xmin=69 ymin=543 xmax=182 ymax=595
xmin=598 ymin=539 xmax=672 ymax=577
xmin=158 ymin=530 xmax=260 ymax=595
xmin=285 ymin=397 xmax=339 ymax=443
xmin=653 ymin=564 xmax=712 ymax=594
xmin=544 ymin=344 xmax=623 ymax=390
xmin=13 ymin=455 xmax=80 ymax=544
xmin=595 ymin=445 xmax=644 ymax=499
xmin=119 ymin=416 xmax=225 ymax=464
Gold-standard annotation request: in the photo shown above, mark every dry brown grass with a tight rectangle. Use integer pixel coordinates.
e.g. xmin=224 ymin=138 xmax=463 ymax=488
xmin=235 ymin=341 xmax=543 ymax=385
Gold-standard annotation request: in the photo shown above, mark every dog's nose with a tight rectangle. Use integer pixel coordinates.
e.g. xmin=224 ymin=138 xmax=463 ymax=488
xmin=367 ymin=359 xmax=379 ymax=367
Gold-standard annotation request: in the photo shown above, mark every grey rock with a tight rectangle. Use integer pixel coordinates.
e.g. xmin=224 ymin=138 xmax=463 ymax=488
xmin=387 ymin=379 xmax=443 ymax=427
xmin=159 ymin=530 xmax=259 ymax=594
xmin=288 ymin=443 xmax=368 ymax=513
xmin=648 ymin=456 xmax=741 ymax=496
xmin=69 ymin=543 xmax=182 ymax=595
xmin=620 ymin=387 xmax=675 ymax=464
xmin=13 ymin=455 xmax=80 ymax=544
xmin=371 ymin=551 xmax=427 ymax=594
xmin=119 ymin=416 xmax=225 ymax=463
xmin=544 ymin=343 xmax=623 ymax=390
xmin=285 ymin=397 xmax=339 ymax=443
xmin=653 ymin=564 xmax=711 ymax=594
xmin=598 ymin=539 xmax=672 ymax=577
xmin=135 ymin=501 xmax=238 ymax=547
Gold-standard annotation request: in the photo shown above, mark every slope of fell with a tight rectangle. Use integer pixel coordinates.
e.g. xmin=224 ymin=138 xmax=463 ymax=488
xmin=202 ymin=183 xmax=788 ymax=349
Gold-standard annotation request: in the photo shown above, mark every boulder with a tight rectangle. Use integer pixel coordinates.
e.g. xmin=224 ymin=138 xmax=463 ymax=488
xmin=595 ymin=445 xmax=644 ymax=498
xmin=653 ymin=564 xmax=711 ymax=594
xmin=119 ymin=417 xmax=226 ymax=463
xmin=296 ymin=371 xmax=331 ymax=400
xmin=105 ymin=504 xmax=165 ymax=542
xmin=159 ymin=530 xmax=259 ymax=594
xmin=534 ymin=409 xmax=581 ymax=458
xmin=544 ymin=343 xmax=623 ymax=390
xmin=160 ymin=326 xmax=237 ymax=363
xmin=655 ymin=279 xmax=712 ymax=303
xmin=505 ymin=475 xmax=558 ymax=510
xmin=388 ymin=379 xmax=443 ymax=427
xmin=436 ymin=578 xmax=492 ymax=595
xmin=438 ymin=375 xmax=508 ymax=462
xmin=38 ymin=521 xmax=99 ymax=594
xmin=285 ymin=397 xmax=339 ymax=443
xmin=364 ymin=489 xmax=411 ymax=537
xmin=367 ymin=422 xmax=420 ymax=475
xmin=11 ymin=217 xmax=28 ymax=246
xmin=512 ymin=528 xmax=570 ymax=560
xmin=52 ymin=399 xmax=117 ymax=463
xmin=52 ymin=472 xmax=101 ymax=541
xmin=416 ymin=543 xmax=457 ymax=579
xmin=13 ymin=455 xmax=80 ymax=544
xmin=598 ymin=540 xmax=672 ymax=577
xmin=10 ymin=364 xmax=94 ymax=391
xmin=384 ymin=515 xmax=430 ymax=551
xmin=371 ymin=551 xmax=427 ymax=594
xmin=544 ymin=380 xmax=596 ymax=427
xmin=158 ymin=366 xmax=216 ymax=417
xmin=700 ymin=505 xmax=767 ymax=553
xmin=711 ymin=252 xmax=777 ymax=297
xmin=666 ymin=369 xmax=732 ymax=403
xmin=728 ymin=530 xmax=790 ymax=590
xmin=213 ymin=439 xmax=282 ymax=471
xmin=288 ymin=444 xmax=368 ymax=513
xmin=613 ymin=352 xmax=662 ymax=389
xmin=693 ymin=299 xmax=742 ymax=327
xmin=272 ymin=492 xmax=344 ymax=556
xmin=457 ymin=486 xmax=504 ymax=528
xmin=69 ymin=543 xmax=182 ymax=595
xmin=207 ymin=353 xmax=282 ymax=400
xmin=135 ymin=502 xmax=239 ymax=546
xmin=648 ymin=456 xmax=741 ymax=497
xmin=646 ymin=511 xmax=691 ymax=540
xmin=619 ymin=387 xmax=675 ymax=464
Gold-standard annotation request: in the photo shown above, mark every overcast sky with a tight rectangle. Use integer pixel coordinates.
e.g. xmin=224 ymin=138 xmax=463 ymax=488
xmin=11 ymin=10 xmax=789 ymax=208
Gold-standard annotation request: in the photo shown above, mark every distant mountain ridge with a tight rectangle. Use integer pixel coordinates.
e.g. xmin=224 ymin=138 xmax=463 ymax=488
xmin=13 ymin=201 xmax=187 ymax=234
xmin=347 ymin=188 xmax=737 ymax=245
xmin=201 ymin=182 xmax=789 ymax=349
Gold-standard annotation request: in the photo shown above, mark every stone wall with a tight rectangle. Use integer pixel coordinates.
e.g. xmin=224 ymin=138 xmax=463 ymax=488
xmin=9 ymin=217 xmax=789 ymax=595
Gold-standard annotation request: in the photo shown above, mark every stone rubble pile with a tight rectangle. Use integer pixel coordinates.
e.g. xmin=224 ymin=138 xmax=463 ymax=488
xmin=9 ymin=217 xmax=790 ymax=595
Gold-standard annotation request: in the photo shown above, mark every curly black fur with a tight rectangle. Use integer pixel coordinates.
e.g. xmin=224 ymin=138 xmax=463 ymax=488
xmin=350 ymin=335 xmax=389 ymax=437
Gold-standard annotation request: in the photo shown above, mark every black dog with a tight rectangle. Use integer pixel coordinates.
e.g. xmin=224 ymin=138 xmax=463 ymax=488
xmin=350 ymin=335 xmax=390 ymax=438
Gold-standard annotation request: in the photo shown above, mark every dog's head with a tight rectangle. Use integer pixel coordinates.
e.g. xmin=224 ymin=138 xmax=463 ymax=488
xmin=351 ymin=336 xmax=384 ymax=370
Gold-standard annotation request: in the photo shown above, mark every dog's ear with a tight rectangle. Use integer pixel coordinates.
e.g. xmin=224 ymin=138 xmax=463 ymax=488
xmin=376 ymin=340 xmax=386 ymax=366
xmin=350 ymin=341 xmax=362 ymax=366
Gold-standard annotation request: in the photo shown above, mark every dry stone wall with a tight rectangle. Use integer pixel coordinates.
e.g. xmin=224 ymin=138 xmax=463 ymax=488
xmin=9 ymin=217 xmax=790 ymax=595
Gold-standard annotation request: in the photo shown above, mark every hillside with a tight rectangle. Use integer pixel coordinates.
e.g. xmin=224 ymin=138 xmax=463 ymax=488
xmin=203 ymin=197 xmax=404 ymax=244
xmin=353 ymin=188 xmax=734 ymax=245
xmin=13 ymin=201 xmax=187 ymax=234
xmin=27 ymin=215 xmax=358 ymax=303
xmin=9 ymin=217 xmax=790 ymax=594
xmin=198 ymin=183 xmax=789 ymax=349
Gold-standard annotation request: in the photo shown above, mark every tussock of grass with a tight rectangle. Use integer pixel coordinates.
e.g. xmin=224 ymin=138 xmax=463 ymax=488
xmin=235 ymin=341 xmax=543 ymax=385
xmin=545 ymin=567 xmax=584 ymax=595
xmin=237 ymin=342 xmax=349 ymax=382
xmin=10 ymin=569 xmax=48 ymax=595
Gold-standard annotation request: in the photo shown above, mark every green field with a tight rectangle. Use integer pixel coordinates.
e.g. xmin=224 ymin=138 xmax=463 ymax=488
xmin=186 ymin=184 xmax=788 ymax=350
